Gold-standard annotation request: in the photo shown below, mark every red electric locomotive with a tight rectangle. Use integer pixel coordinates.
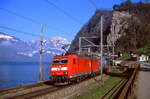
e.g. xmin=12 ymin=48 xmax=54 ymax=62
xmin=50 ymin=54 xmax=100 ymax=83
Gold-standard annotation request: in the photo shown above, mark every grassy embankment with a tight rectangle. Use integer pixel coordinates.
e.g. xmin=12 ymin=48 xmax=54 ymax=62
xmin=75 ymin=76 xmax=126 ymax=99
xmin=146 ymin=59 xmax=150 ymax=63
xmin=117 ymin=54 xmax=130 ymax=60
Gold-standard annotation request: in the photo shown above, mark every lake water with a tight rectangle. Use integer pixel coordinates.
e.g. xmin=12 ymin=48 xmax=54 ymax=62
xmin=0 ymin=62 xmax=51 ymax=90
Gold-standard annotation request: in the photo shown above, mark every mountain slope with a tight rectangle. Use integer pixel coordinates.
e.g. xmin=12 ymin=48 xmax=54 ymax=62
xmin=113 ymin=1 xmax=150 ymax=52
xmin=0 ymin=33 xmax=70 ymax=62
xmin=68 ymin=10 xmax=113 ymax=53
xmin=69 ymin=1 xmax=150 ymax=54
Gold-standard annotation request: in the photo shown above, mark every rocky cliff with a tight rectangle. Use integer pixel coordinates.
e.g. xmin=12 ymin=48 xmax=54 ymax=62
xmin=68 ymin=10 xmax=113 ymax=53
xmin=107 ymin=11 xmax=131 ymax=45
xmin=113 ymin=1 xmax=150 ymax=52
xmin=69 ymin=1 xmax=150 ymax=53
xmin=68 ymin=10 xmax=130 ymax=53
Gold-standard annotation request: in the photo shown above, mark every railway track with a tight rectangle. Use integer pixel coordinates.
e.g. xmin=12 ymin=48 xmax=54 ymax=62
xmin=0 ymin=75 xmax=102 ymax=99
xmin=101 ymin=78 xmax=127 ymax=99
xmin=0 ymin=81 xmax=62 ymax=99
xmin=11 ymin=86 xmax=61 ymax=99
xmin=0 ymin=78 xmax=92 ymax=98
xmin=0 ymin=67 xmax=136 ymax=99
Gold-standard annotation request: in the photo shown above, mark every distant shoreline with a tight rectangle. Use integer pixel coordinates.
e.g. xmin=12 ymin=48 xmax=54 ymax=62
xmin=0 ymin=62 xmax=51 ymax=65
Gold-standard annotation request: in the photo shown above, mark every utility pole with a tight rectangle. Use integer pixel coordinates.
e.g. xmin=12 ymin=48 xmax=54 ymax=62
xmin=79 ymin=37 xmax=81 ymax=55
xmin=39 ymin=24 xmax=44 ymax=82
xmin=100 ymin=16 xmax=103 ymax=82
xmin=112 ymin=23 xmax=115 ymax=66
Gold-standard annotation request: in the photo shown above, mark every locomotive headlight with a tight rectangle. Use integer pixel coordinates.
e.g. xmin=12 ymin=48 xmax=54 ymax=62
xmin=61 ymin=67 xmax=68 ymax=70
xmin=51 ymin=68 xmax=57 ymax=71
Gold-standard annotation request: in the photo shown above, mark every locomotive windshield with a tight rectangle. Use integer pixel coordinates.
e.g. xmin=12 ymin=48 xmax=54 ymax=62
xmin=52 ymin=58 xmax=68 ymax=64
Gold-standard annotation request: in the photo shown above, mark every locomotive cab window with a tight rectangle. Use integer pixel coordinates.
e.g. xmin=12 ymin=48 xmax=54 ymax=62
xmin=52 ymin=58 xmax=68 ymax=64
xmin=52 ymin=59 xmax=60 ymax=64
xmin=61 ymin=58 xmax=68 ymax=64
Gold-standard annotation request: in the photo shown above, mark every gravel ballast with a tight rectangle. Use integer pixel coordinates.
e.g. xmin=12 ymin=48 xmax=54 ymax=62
xmin=34 ymin=74 xmax=109 ymax=99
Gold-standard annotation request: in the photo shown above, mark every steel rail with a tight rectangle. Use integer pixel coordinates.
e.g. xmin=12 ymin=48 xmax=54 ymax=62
xmin=118 ymin=68 xmax=138 ymax=99
xmin=114 ymin=64 xmax=140 ymax=99
xmin=101 ymin=78 xmax=127 ymax=99
xmin=11 ymin=86 xmax=61 ymax=99
xmin=0 ymin=81 xmax=53 ymax=98
xmin=0 ymin=81 xmax=50 ymax=93
xmin=0 ymin=74 xmax=102 ymax=98
xmin=109 ymin=79 xmax=127 ymax=98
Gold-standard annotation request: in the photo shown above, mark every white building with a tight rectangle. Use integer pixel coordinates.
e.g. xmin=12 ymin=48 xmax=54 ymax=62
xmin=139 ymin=54 xmax=149 ymax=62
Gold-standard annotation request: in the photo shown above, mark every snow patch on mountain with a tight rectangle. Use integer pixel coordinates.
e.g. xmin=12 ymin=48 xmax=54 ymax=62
xmin=0 ymin=34 xmax=13 ymax=39
xmin=46 ymin=51 xmax=61 ymax=55
xmin=0 ymin=32 xmax=71 ymax=61
xmin=0 ymin=33 xmax=19 ymax=42
xmin=17 ymin=37 xmax=71 ymax=57
xmin=51 ymin=37 xmax=69 ymax=44
xmin=17 ymin=52 xmax=33 ymax=57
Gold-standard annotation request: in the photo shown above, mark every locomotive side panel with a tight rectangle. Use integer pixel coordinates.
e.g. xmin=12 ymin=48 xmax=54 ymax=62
xmin=68 ymin=55 xmax=79 ymax=78
xmin=91 ymin=59 xmax=100 ymax=73
xmin=77 ymin=58 xmax=92 ymax=76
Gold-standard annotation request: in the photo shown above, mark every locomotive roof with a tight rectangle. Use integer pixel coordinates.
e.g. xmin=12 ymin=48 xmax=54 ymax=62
xmin=78 ymin=54 xmax=98 ymax=60
xmin=53 ymin=53 xmax=98 ymax=60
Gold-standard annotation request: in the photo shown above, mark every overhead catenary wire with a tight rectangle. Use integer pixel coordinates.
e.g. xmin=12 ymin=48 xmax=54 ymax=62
xmin=0 ymin=8 xmax=41 ymax=25
xmin=88 ymin=0 xmax=98 ymax=9
xmin=44 ymin=0 xmax=83 ymax=24
xmin=0 ymin=25 xmax=39 ymax=37
xmin=0 ymin=25 xmax=51 ymax=40
xmin=0 ymin=7 xmax=66 ymax=33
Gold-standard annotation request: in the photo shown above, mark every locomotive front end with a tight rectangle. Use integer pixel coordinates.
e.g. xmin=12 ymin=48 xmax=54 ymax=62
xmin=51 ymin=57 xmax=69 ymax=82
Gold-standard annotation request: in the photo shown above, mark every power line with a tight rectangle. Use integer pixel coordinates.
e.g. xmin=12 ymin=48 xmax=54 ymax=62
xmin=88 ymin=0 xmax=98 ymax=9
xmin=0 ymin=8 xmax=41 ymax=25
xmin=0 ymin=26 xmax=39 ymax=37
xmin=0 ymin=7 xmax=66 ymax=33
xmin=44 ymin=0 xmax=82 ymax=24
xmin=0 ymin=25 xmax=51 ymax=39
